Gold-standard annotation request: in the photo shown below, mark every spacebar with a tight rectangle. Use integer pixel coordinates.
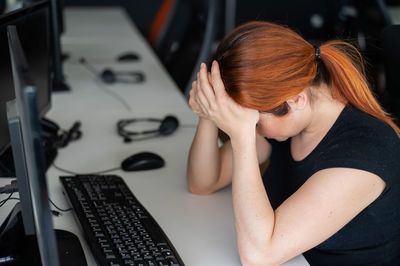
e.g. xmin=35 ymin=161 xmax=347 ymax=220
xmin=141 ymin=218 xmax=168 ymax=244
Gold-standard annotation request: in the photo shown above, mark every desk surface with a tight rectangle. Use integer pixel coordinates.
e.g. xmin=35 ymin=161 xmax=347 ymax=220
xmin=389 ymin=6 xmax=400 ymax=24
xmin=0 ymin=7 xmax=309 ymax=266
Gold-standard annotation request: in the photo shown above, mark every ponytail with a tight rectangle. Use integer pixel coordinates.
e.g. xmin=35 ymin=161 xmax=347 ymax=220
xmin=319 ymin=41 xmax=400 ymax=136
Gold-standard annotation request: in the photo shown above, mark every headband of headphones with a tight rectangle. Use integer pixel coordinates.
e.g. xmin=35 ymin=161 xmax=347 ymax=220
xmin=117 ymin=115 xmax=179 ymax=142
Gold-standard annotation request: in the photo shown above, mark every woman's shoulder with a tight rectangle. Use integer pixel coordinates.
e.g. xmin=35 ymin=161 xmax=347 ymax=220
xmin=315 ymin=106 xmax=400 ymax=183
xmin=326 ymin=106 xmax=399 ymax=148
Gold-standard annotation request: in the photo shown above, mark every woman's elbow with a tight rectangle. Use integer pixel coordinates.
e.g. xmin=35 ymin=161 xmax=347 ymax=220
xmin=239 ymin=246 xmax=280 ymax=266
xmin=187 ymin=182 xmax=214 ymax=195
xmin=186 ymin=173 xmax=215 ymax=195
xmin=240 ymin=255 xmax=277 ymax=266
xmin=188 ymin=185 xmax=212 ymax=195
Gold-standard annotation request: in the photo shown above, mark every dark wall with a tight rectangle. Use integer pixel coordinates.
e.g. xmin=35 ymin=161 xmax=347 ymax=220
xmin=65 ymin=0 xmax=163 ymax=37
xmin=235 ymin=0 xmax=346 ymax=42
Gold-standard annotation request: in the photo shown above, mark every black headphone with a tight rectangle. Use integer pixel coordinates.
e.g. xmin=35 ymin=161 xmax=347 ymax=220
xmin=117 ymin=115 xmax=179 ymax=142
xmin=101 ymin=68 xmax=145 ymax=84
xmin=79 ymin=57 xmax=145 ymax=84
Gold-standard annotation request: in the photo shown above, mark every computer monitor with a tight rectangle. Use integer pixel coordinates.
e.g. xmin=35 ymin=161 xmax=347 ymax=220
xmin=23 ymin=0 xmax=68 ymax=91
xmin=48 ymin=0 xmax=68 ymax=91
xmin=23 ymin=0 xmax=65 ymax=34
xmin=0 ymin=24 xmax=86 ymax=266
xmin=5 ymin=24 xmax=60 ymax=266
xmin=0 ymin=0 xmax=51 ymax=156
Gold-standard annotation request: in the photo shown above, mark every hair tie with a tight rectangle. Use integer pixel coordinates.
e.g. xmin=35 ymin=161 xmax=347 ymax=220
xmin=314 ymin=46 xmax=321 ymax=60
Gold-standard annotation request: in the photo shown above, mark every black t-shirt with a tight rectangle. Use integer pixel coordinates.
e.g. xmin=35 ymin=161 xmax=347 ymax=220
xmin=263 ymin=106 xmax=400 ymax=265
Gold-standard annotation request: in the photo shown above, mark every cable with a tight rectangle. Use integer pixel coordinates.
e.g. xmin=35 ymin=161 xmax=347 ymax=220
xmin=48 ymin=198 xmax=72 ymax=212
xmin=0 ymin=184 xmax=72 ymax=215
xmin=0 ymin=192 xmax=14 ymax=208
xmin=52 ymin=162 xmax=121 ymax=175
xmin=0 ymin=197 xmax=20 ymax=206
xmin=0 ymin=193 xmax=71 ymax=216
xmin=57 ymin=121 xmax=82 ymax=148
xmin=180 ymin=124 xmax=197 ymax=129
xmin=94 ymin=79 xmax=132 ymax=112
xmin=79 ymin=57 xmax=132 ymax=112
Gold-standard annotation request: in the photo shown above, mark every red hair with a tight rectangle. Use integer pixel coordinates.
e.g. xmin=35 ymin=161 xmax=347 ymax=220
xmin=214 ymin=21 xmax=400 ymax=135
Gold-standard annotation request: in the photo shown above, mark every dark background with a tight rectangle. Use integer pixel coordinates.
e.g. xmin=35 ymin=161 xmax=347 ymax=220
xmin=62 ymin=0 xmax=397 ymax=92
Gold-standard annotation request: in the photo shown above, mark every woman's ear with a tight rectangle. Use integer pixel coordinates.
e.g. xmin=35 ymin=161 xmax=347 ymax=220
xmin=286 ymin=90 xmax=308 ymax=111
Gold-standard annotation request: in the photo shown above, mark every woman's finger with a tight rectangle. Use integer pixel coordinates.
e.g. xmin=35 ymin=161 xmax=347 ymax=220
xmin=195 ymin=72 xmax=211 ymax=111
xmin=191 ymin=80 xmax=197 ymax=91
xmin=190 ymin=93 xmax=207 ymax=118
xmin=188 ymin=89 xmax=199 ymax=111
xmin=196 ymin=72 xmax=201 ymax=91
xmin=192 ymin=74 xmax=211 ymax=117
xmin=210 ymin=61 xmax=228 ymax=99
xmin=189 ymin=81 xmax=205 ymax=114
xmin=198 ymin=63 xmax=216 ymax=104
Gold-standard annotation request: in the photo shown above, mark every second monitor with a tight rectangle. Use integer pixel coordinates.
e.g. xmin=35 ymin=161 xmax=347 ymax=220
xmin=0 ymin=1 xmax=52 ymax=160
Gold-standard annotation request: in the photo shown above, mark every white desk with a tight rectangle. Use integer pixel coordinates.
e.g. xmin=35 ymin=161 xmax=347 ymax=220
xmin=0 ymin=7 xmax=309 ymax=266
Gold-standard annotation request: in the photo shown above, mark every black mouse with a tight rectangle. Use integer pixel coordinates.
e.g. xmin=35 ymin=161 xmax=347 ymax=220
xmin=121 ymin=152 xmax=165 ymax=171
xmin=101 ymin=69 xmax=116 ymax=84
xmin=117 ymin=52 xmax=140 ymax=62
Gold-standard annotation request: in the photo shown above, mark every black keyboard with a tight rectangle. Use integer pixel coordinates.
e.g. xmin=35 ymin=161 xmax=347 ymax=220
xmin=60 ymin=175 xmax=184 ymax=266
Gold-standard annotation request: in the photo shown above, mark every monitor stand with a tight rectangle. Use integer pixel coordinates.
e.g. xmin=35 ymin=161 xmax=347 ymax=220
xmin=0 ymin=117 xmax=60 ymax=177
xmin=52 ymin=79 xmax=70 ymax=92
xmin=0 ymin=141 xmax=58 ymax=178
xmin=0 ymin=203 xmax=87 ymax=266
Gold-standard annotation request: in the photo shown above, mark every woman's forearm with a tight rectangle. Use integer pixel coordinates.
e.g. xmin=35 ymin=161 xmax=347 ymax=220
xmin=230 ymin=132 xmax=276 ymax=265
xmin=186 ymin=118 xmax=221 ymax=194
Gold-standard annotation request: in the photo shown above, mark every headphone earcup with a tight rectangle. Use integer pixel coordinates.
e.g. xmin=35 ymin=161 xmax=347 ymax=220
xmin=101 ymin=69 xmax=116 ymax=84
xmin=159 ymin=116 xmax=179 ymax=136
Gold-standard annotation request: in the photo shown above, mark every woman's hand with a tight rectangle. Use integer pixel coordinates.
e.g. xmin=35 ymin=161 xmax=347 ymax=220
xmin=189 ymin=61 xmax=259 ymax=140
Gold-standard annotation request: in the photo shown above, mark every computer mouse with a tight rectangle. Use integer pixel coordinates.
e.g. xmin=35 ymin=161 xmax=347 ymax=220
xmin=101 ymin=69 xmax=116 ymax=84
xmin=121 ymin=152 xmax=165 ymax=171
xmin=117 ymin=52 xmax=140 ymax=62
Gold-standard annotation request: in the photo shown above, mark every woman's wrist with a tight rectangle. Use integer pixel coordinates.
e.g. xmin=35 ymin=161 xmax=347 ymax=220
xmin=198 ymin=117 xmax=218 ymax=133
xmin=229 ymin=127 xmax=257 ymax=150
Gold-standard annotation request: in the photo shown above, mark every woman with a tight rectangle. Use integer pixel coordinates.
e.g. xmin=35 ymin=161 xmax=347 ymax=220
xmin=186 ymin=21 xmax=400 ymax=265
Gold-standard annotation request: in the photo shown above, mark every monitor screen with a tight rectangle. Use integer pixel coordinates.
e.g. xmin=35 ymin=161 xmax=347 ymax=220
xmin=6 ymin=24 xmax=60 ymax=266
xmin=0 ymin=0 xmax=51 ymax=155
